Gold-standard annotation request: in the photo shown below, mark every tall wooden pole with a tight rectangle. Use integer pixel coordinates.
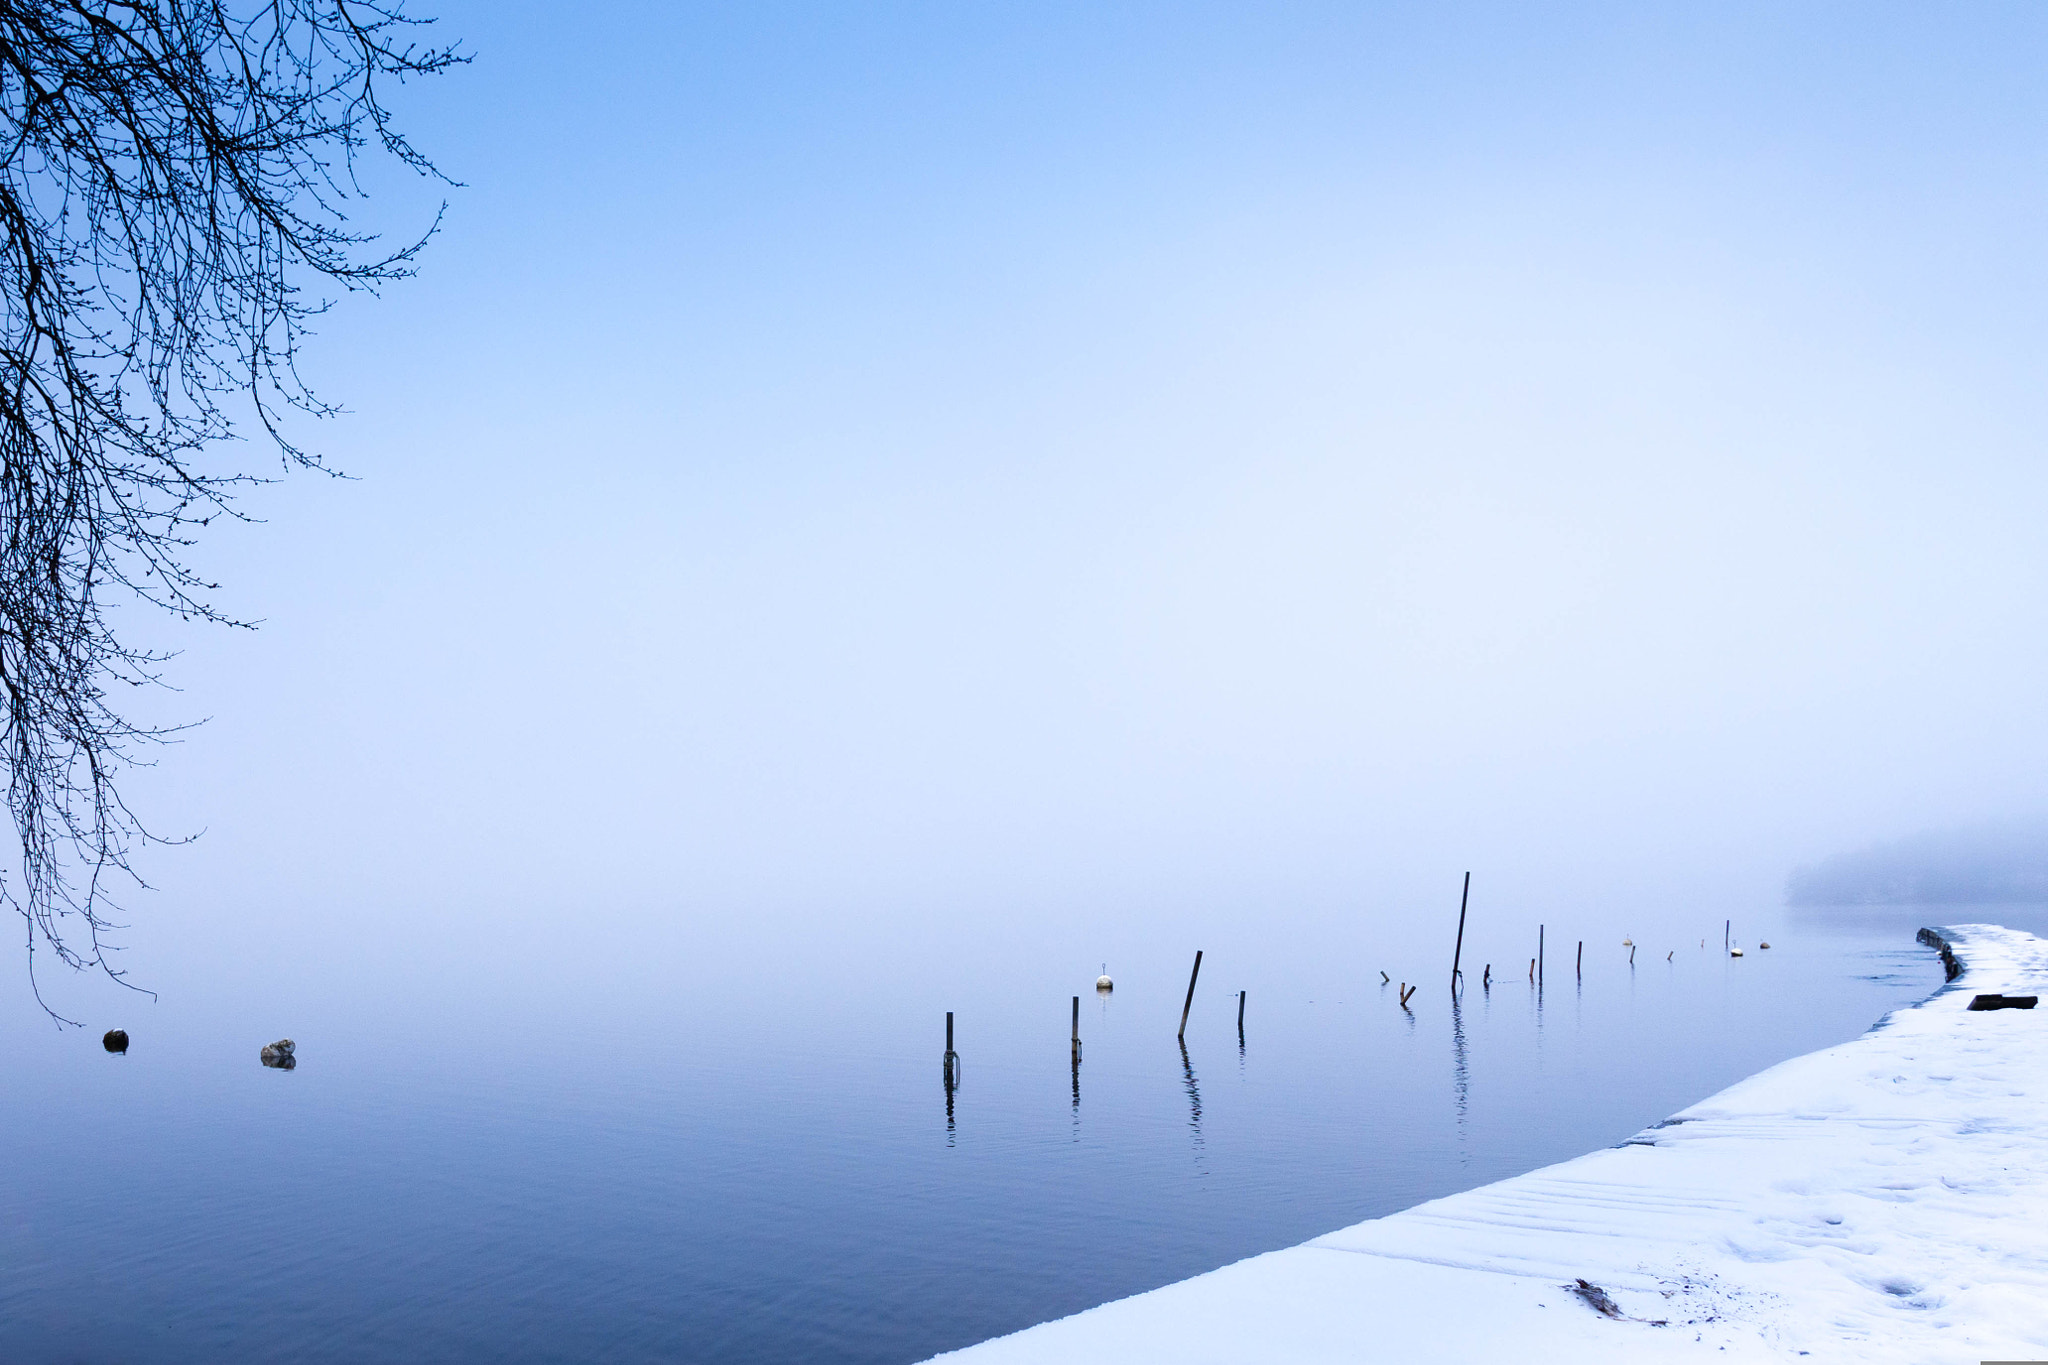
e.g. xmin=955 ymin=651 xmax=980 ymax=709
xmin=1450 ymin=871 xmax=1470 ymax=992
xmin=1178 ymin=951 xmax=1204 ymax=1040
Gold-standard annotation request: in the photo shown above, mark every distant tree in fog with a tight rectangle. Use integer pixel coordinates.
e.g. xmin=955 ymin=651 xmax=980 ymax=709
xmin=1787 ymin=821 xmax=2048 ymax=907
xmin=0 ymin=2 xmax=459 ymax=1018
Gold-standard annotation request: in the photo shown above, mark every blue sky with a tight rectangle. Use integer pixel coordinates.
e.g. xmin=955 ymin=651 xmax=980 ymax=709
xmin=40 ymin=2 xmax=2048 ymax=1015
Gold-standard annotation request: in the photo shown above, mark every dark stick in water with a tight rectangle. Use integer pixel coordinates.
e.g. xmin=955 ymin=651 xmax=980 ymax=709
xmin=1178 ymin=951 xmax=1204 ymax=1040
xmin=1450 ymin=870 xmax=1470 ymax=992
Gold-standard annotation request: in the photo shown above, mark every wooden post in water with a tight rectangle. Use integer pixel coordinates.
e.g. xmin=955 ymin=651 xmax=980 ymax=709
xmin=1538 ymin=925 xmax=1545 ymax=987
xmin=1071 ymin=995 xmax=1081 ymax=1062
xmin=1576 ymin=941 xmax=1583 ymax=980
xmin=1178 ymin=951 xmax=1204 ymax=1040
xmin=1237 ymin=989 xmax=1246 ymax=1034
xmin=1450 ymin=871 xmax=1471 ymax=992
xmin=1725 ymin=919 xmax=1730 ymax=955
xmin=1483 ymin=963 xmax=1491 ymax=987
xmin=944 ymin=1011 xmax=959 ymax=1087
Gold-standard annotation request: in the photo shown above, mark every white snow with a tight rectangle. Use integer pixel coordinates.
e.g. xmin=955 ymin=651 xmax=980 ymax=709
xmin=930 ymin=925 xmax=2048 ymax=1364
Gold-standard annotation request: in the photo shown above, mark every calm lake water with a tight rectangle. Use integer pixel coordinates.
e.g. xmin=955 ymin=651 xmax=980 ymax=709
xmin=0 ymin=902 xmax=2014 ymax=1363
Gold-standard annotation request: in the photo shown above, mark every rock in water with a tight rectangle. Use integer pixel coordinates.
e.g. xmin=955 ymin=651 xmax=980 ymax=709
xmin=102 ymin=1029 xmax=128 ymax=1054
xmin=260 ymin=1038 xmax=297 ymax=1069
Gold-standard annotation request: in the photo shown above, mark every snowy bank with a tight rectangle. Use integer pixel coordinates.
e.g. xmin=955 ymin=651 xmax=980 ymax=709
xmin=931 ymin=925 xmax=2048 ymax=1364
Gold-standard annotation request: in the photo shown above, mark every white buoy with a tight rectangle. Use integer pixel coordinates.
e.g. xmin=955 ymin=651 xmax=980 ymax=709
xmin=1730 ymin=947 xmax=1745 ymax=957
xmin=1759 ymin=942 xmax=1771 ymax=950
xmin=1622 ymin=938 xmax=1633 ymax=947
xmin=1096 ymin=963 xmax=1113 ymax=992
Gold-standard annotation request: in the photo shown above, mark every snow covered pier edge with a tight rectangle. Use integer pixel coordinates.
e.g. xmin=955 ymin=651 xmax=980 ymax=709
xmin=930 ymin=924 xmax=2048 ymax=1363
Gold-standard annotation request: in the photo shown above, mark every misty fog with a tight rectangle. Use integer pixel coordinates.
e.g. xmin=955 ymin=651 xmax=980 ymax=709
xmin=13 ymin=2 xmax=2048 ymax=1026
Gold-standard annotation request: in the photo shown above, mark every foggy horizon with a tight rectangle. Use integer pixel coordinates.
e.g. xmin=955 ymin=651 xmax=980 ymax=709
xmin=14 ymin=1 xmax=2048 ymax=1022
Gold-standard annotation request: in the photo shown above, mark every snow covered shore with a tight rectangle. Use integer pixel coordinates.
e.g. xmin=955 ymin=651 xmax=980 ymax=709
xmin=931 ymin=925 xmax=2048 ymax=1364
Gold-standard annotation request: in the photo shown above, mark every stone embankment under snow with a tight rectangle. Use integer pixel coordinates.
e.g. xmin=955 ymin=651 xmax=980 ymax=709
xmin=932 ymin=924 xmax=2048 ymax=1364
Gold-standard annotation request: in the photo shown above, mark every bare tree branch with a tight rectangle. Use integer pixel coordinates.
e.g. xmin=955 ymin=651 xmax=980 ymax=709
xmin=0 ymin=0 xmax=459 ymax=1018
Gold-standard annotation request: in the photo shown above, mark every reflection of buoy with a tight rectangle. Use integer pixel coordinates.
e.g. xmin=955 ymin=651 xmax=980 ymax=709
xmin=1730 ymin=948 xmax=1745 ymax=957
xmin=1096 ymin=964 xmax=1113 ymax=992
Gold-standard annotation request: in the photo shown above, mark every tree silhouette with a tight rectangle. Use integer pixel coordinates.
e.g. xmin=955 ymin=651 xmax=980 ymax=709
xmin=0 ymin=1 xmax=459 ymax=1019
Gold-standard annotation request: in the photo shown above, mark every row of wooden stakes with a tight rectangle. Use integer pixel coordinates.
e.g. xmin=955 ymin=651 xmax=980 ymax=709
xmin=941 ymin=887 xmax=1765 ymax=1072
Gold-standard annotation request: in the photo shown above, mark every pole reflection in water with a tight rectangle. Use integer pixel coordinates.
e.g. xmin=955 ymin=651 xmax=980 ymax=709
xmin=1450 ymin=994 xmax=1470 ymax=1162
xmin=1178 ymin=1039 xmax=1205 ymax=1162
